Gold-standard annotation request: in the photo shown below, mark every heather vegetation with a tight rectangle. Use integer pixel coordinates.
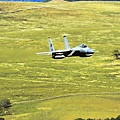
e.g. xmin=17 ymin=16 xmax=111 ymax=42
xmin=0 ymin=1 xmax=120 ymax=120
xmin=0 ymin=99 xmax=12 ymax=116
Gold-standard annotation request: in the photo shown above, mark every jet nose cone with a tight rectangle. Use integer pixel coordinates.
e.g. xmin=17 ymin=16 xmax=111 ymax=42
xmin=87 ymin=49 xmax=94 ymax=54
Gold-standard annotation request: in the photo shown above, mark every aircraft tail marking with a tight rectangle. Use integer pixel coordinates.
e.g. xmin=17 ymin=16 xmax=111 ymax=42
xmin=63 ymin=36 xmax=70 ymax=50
xmin=48 ymin=37 xmax=55 ymax=52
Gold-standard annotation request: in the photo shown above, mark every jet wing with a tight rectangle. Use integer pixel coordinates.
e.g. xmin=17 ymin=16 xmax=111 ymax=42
xmin=36 ymin=50 xmax=70 ymax=55
xmin=53 ymin=49 xmax=71 ymax=53
xmin=36 ymin=52 xmax=52 ymax=55
xmin=36 ymin=49 xmax=76 ymax=57
xmin=67 ymin=50 xmax=76 ymax=56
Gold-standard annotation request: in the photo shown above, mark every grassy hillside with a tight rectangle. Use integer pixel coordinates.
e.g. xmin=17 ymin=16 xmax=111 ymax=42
xmin=0 ymin=1 xmax=120 ymax=120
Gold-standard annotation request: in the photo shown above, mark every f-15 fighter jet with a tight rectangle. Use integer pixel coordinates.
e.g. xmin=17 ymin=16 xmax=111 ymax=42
xmin=36 ymin=36 xmax=94 ymax=59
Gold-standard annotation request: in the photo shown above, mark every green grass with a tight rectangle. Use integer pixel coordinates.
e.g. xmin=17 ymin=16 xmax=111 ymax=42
xmin=0 ymin=1 xmax=120 ymax=119
xmin=4 ymin=95 xmax=120 ymax=120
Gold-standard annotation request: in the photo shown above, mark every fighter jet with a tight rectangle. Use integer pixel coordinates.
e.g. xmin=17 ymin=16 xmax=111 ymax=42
xmin=36 ymin=36 xmax=94 ymax=59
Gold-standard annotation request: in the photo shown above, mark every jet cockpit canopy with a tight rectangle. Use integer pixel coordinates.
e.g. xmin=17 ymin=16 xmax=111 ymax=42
xmin=79 ymin=44 xmax=87 ymax=48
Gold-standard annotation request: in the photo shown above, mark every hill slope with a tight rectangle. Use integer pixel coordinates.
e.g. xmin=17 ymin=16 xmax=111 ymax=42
xmin=0 ymin=1 xmax=120 ymax=120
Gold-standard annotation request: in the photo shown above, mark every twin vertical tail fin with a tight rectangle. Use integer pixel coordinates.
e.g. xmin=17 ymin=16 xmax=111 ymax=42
xmin=48 ymin=37 xmax=55 ymax=52
xmin=48 ymin=36 xmax=70 ymax=52
xmin=63 ymin=36 xmax=70 ymax=50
